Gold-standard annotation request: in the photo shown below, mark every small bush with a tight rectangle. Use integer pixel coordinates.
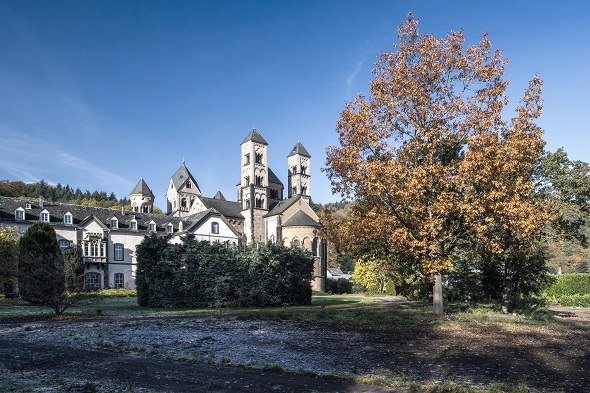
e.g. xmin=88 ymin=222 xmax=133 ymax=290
xmin=326 ymin=278 xmax=353 ymax=294
xmin=97 ymin=288 xmax=137 ymax=297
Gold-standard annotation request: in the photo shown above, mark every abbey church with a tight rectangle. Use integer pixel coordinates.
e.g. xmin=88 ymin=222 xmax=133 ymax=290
xmin=0 ymin=129 xmax=327 ymax=291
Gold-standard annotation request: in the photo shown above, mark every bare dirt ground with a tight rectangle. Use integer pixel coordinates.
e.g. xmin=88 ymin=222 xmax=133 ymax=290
xmin=0 ymin=302 xmax=589 ymax=392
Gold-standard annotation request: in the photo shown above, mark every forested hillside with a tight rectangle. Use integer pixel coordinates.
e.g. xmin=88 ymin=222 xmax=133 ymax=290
xmin=0 ymin=180 xmax=129 ymax=209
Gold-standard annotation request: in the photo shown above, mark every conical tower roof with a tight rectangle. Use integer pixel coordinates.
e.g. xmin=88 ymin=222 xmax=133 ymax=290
xmin=241 ymin=128 xmax=268 ymax=145
xmin=171 ymin=162 xmax=200 ymax=191
xmin=130 ymin=178 xmax=154 ymax=198
xmin=213 ymin=191 xmax=226 ymax=201
xmin=288 ymin=142 xmax=311 ymax=158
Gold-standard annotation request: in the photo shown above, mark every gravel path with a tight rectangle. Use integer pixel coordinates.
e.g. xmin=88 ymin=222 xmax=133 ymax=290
xmin=1 ymin=306 xmax=589 ymax=392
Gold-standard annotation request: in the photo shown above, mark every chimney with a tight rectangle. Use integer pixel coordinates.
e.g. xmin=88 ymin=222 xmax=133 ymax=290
xmin=39 ymin=196 xmax=43 ymax=208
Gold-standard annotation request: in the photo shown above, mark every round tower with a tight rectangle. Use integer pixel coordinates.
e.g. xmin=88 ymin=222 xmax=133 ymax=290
xmin=130 ymin=178 xmax=155 ymax=214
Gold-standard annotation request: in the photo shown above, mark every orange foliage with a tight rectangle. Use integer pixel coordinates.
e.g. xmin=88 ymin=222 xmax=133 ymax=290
xmin=325 ymin=15 xmax=550 ymax=277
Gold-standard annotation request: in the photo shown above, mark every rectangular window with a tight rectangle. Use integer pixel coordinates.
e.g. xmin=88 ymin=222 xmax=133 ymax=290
xmin=166 ymin=224 xmax=173 ymax=234
xmin=64 ymin=215 xmax=72 ymax=225
xmin=130 ymin=221 xmax=137 ymax=230
xmin=59 ymin=239 xmax=70 ymax=250
xmin=149 ymin=223 xmax=156 ymax=232
xmin=15 ymin=210 xmax=24 ymax=220
xmin=244 ymin=154 xmax=250 ymax=165
xmin=114 ymin=243 xmax=124 ymax=261
xmin=114 ymin=273 xmax=124 ymax=288
xmin=111 ymin=219 xmax=118 ymax=229
xmin=41 ymin=212 xmax=49 ymax=222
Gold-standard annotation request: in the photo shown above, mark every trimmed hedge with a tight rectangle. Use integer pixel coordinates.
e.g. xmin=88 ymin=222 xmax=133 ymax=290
xmin=545 ymin=273 xmax=590 ymax=307
xmin=136 ymin=235 xmax=314 ymax=308
xmin=326 ymin=278 xmax=353 ymax=294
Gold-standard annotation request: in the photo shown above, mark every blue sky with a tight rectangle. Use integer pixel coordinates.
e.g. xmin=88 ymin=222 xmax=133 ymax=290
xmin=0 ymin=1 xmax=588 ymax=207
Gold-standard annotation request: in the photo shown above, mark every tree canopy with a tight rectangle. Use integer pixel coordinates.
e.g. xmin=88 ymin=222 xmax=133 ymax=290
xmin=324 ymin=14 xmax=551 ymax=314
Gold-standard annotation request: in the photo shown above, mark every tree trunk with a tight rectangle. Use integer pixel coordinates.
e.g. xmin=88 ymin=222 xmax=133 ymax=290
xmin=433 ymin=273 xmax=444 ymax=316
xmin=501 ymin=273 xmax=513 ymax=314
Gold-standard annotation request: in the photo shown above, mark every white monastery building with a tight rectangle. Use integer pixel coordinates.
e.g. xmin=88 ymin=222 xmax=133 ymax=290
xmin=0 ymin=129 xmax=327 ymax=291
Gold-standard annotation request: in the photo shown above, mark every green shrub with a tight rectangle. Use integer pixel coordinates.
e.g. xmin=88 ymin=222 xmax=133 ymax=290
xmin=544 ymin=274 xmax=590 ymax=307
xmin=97 ymin=288 xmax=137 ymax=297
xmin=547 ymin=294 xmax=590 ymax=307
xmin=326 ymin=278 xmax=353 ymax=294
xmin=545 ymin=273 xmax=590 ymax=297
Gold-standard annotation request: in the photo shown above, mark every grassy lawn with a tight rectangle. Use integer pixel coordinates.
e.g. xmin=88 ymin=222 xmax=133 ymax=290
xmin=0 ymin=291 xmax=556 ymax=329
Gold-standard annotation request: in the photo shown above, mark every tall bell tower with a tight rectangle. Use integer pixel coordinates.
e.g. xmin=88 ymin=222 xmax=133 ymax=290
xmin=287 ymin=142 xmax=311 ymax=199
xmin=240 ymin=128 xmax=269 ymax=244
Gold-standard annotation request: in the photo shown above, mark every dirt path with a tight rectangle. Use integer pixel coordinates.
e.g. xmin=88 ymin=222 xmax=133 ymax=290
xmin=0 ymin=338 xmax=399 ymax=392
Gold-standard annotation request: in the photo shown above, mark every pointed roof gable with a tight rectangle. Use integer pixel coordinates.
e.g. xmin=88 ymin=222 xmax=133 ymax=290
xmin=264 ymin=195 xmax=302 ymax=217
xmin=241 ymin=128 xmax=268 ymax=145
xmin=171 ymin=163 xmax=200 ymax=191
xmin=268 ymin=167 xmax=283 ymax=186
xmin=288 ymin=142 xmax=311 ymax=158
xmin=213 ymin=191 xmax=226 ymax=201
xmin=282 ymin=210 xmax=321 ymax=227
xmin=130 ymin=178 xmax=154 ymax=197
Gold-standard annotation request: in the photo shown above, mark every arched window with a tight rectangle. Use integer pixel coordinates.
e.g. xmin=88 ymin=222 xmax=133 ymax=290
xmin=245 ymin=176 xmax=250 ymax=186
xmin=245 ymin=199 xmax=250 ymax=209
xmin=301 ymin=166 xmax=306 ymax=175
xmin=255 ymin=152 xmax=263 ymax=164
xmin=291 ymin=238 xmax=301 ymax=247
xmin=211 ymin=222 xmax=219 ymax=234
xmin=301 ymin=186 xmax=307 ymax=195
xmin=181 ymin=198 xmax=187 ymax=208
xmin=312 ymin=237 xmax=318 ymax=256
xmin=186 ymin=180 xmax=192 ymax=189
xmin=292 ymin=166 xmax=297 ymax=175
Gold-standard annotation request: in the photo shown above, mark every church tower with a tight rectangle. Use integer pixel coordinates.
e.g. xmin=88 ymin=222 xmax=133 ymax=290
xmin=166 ymin=161 xmax=202 ymax=217
xmin=287 ymin=142 xmax=311 ymax=199
xmin=130 ymin=178 xmax=154 ymax=213
xmin=240 ymin=128 xmax=269 ymax=244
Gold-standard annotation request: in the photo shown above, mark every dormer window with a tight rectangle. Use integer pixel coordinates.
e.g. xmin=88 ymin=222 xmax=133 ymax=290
xmin=149 ymin=221 xmax=156 ymax=232
xmin=25 ymin=202 xmax=32 ymax=209
xmin=110 ymin=218 xmax=118 ymax=229
xmin=15 ymin=207 xmax=25 ymax=221
xmin=40 ymin=210 xmax=50 ymax=223
xmin=63 ymin=212 xmax=73 ymax=225
xmin=166 ymin=223 xmax=173 ymax=234
xmin=178 ymin=221 xmax=183 ymax=232
xmin=130 ymin=220 xmax=137 ymax=231
xmin=211 ymin=222 xmax=219 ymax=234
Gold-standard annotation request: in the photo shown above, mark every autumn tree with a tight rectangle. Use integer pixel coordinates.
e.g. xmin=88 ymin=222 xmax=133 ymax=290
xmin=325 ymin=15 xmax=550 ymax=315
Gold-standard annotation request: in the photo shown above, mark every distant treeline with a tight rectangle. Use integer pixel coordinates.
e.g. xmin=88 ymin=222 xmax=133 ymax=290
xmin=0 ymin=180 xmax=129 ymax=209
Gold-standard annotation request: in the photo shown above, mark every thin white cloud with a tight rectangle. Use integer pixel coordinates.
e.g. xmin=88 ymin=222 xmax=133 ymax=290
xmin=346 ymin=57 xmax=366 ymax=97
xmin=0 ymin=125 xmax=132 ymax=192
